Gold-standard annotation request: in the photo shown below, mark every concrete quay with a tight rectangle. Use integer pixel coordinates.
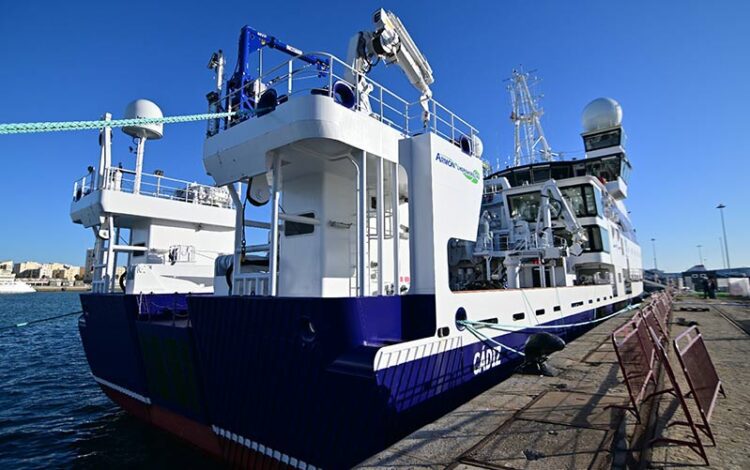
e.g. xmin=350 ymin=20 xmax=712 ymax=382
xmin=358 ymin=295 xmax=750 ymax=469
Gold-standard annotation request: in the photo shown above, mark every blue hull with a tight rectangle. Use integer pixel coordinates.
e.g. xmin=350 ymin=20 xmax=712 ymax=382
xmin=78 ymin=293 xmax=617 ymax=468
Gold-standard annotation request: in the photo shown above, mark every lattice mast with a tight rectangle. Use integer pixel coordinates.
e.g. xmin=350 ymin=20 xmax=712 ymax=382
xmin=508 ymin=69 xmax=556 ymax=166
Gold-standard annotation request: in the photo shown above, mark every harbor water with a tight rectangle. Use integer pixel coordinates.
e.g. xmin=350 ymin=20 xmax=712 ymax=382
xmin=0 ymin=292 xmax=217 ymax=469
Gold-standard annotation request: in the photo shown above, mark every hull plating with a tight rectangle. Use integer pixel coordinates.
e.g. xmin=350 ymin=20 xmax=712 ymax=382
xmin=78 ymin=293 xmax=619 ymax=468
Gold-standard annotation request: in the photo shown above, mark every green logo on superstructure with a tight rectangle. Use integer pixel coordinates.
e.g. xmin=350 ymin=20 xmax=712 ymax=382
xmin=435 ymin=153 xmax=480 ymax=184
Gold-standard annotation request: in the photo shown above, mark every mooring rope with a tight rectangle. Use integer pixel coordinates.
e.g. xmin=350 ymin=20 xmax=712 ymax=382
xmin=0 ymin=111 xmax=240 ymax=135
xmin=462 ymin=322 xmax=526 ymax=357
xmin=0 ymin=310 xmax=83 ymax=331
xmin=458 ymin=302 xmax=642 ymax=359
xmin=460 ymin=302 xmax=641 ymax=334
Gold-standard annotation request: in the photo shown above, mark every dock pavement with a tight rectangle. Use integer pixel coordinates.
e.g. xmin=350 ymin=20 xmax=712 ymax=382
xmin=358 ymin=295 xmax=750 ymax=469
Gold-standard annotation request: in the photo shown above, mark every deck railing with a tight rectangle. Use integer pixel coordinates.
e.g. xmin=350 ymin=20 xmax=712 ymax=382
xmin=214 ymin=52 xmax=480 ymax=156
xmin=72 ymin=167 xmax=233 ymax=209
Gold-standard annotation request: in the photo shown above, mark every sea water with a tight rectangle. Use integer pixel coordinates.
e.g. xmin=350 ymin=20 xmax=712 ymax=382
xmin=0 ymin=292 xmax=218 ymax=468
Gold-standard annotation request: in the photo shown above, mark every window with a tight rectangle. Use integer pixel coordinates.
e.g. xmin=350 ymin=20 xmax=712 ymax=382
xmin=553 ymin=184 xmax=598 ymax=218
xmin=553 ymin=225 xmax=610 ymax=253
xmin=284 ymin=212 xmax=316 ymax=236
xmin=551 ymin=165 xmax=572 ymax=181
xmin=583 ymin=129 xmax=622 ymax=151
xmin=532 ymin=166 xmax=551 ymax=184
xmin=514 ymin=169 xmax=531 ymax=186
xmin=507 ymin=191 xmax=541 ymax=222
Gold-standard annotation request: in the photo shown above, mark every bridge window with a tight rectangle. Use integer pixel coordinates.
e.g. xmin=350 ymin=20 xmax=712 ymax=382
xmin=507 ymin=192 xmax=541 ymax=222
xmin=583 ymin=128 xmax=622 ymax=151
xmin=553 ymin=184 xmax=598 ymax=218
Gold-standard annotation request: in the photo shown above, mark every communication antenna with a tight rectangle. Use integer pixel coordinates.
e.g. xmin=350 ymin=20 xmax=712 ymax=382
xmin=507 ymin=68 xmax=556 ymax=166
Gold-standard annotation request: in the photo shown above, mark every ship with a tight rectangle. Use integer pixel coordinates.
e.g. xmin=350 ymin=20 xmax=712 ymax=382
xmin=73 ymin=9 xmax=643 ymax=468
xmin=0 ymin=271 xmax=35 ymax=294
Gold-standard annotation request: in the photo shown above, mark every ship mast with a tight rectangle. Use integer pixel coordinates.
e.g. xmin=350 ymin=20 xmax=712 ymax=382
xmin=507 ymin=69 xmax=556 ymax=166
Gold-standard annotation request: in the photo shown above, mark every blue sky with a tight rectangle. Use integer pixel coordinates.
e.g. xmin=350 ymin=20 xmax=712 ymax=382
xmin=0 ymin=1 xmax=747 ymax=272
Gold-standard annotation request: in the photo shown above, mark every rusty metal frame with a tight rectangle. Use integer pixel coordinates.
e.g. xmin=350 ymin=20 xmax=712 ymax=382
xmin=611 ymin=317 xmax=657 ymax=423
xmin=673 ymin=326 xmax=726 ymax=447
xmin=645 ymin=325 xmax=709 ymax=465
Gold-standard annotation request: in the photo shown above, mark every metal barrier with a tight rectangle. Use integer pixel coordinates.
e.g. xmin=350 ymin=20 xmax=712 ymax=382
xmin=610 ymin=292 xmax=723 ymax=464
xmin=673 ymin=326 xmax=726 ymax=446
xmin=640 ymin=305 xmax=669 ymax=345
xmin=611 ymin=317 xmax=657 ymax=422
xmin=646 ymin=325 xmax=710 ymax=465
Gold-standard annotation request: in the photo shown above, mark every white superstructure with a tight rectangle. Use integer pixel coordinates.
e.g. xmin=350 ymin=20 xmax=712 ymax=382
xmin=202 ymin=10 xmax=642 ymax=345
xmin=70 ymin=100 xmax=235 ymax=294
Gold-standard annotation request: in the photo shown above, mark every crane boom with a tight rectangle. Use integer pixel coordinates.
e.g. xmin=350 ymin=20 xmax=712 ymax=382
xmin=345 ymin=9 xmax=434 ymax=116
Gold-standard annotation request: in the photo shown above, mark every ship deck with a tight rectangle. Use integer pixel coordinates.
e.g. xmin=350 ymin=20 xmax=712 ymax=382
xmin=358 ymin=295 xmax=750 ymax=469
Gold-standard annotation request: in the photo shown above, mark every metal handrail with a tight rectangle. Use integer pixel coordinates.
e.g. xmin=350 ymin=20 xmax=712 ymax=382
xmin=72 ymin=166 xmax=233 ymax=209
xmin=217 ymin=51 xmax=479 ymax=152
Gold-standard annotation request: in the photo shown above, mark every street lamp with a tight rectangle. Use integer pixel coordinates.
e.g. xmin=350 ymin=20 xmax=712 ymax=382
xmin=650 ymin=238 xmax=658 ymax=270
xmin=717 ymin=204 xmax=730 ymax=269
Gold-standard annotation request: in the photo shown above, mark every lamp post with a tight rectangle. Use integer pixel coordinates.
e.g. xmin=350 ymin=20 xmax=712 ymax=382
xmin=696 ymin=244 xmax=703 ymax=266
xmin=717 ymin=204 xmax=730 ymax=269
xmin=650 ymin=238 xmax=658 ymax=271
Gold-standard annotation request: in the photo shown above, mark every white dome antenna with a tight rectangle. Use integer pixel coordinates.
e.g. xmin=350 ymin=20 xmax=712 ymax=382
xmin=582 ymin=97 xmax=622 ymax=133
xmin=122 ymin=99 xmax=163 ymax=194
xmin=123 ymin=99 xmax=164 ymax=140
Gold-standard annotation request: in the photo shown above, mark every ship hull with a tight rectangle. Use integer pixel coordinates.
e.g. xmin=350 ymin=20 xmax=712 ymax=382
xmin=78 ymin=293 xmax=630 ymax=468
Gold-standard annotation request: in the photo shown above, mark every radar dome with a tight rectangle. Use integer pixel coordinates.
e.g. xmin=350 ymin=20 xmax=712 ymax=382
xmin=123 ymin=99 xmax=164 ymax=139
xmin=581 ymin=97 xmax=622 ymax=133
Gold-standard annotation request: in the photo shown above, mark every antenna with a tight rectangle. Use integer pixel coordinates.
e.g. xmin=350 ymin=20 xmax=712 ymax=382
xmin=507 ymin=68 xmax=556 ymax=166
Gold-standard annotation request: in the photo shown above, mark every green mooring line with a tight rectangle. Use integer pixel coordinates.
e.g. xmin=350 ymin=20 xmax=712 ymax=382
xmin=0 ymin=111 xmax=238 ymax=135
xmin=0 ymin=310 xmax=83 ymax=331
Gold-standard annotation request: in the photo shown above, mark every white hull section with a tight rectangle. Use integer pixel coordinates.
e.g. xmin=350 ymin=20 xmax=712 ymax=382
xmin=0 ymin=281 xmax=35 ymax=294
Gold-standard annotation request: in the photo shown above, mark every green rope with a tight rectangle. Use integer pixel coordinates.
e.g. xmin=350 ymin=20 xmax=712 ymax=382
xmin=0 ymin=111 xmax=240 ymax=135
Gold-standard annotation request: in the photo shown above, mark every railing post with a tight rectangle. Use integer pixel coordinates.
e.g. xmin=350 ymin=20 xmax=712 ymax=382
xmin=269 ymin=154 xmax=282 ymax=296
xmin=404 ymin=102 xmax=409 ymax=135
xmin=329 ymin=60 xmax=334 ymax=96
xmin=288 ymin=60 xmax=293 ymax=95
xmin=228 ymin=183 xmax=243 ymax=296
xmin=379 ymin=86 xmax=384 ymax=122
xmin=376 ymin=157 xmax=384 ymax=295
xmin=451 ymin=114 xmax=455 ymax=142
xmin=432 ymin=100 xmax=437 ymax=131
xmin=358 ymin=150 xmax=368 ymax=297
xmin=392 ymin=161 xmax=400 ymax=295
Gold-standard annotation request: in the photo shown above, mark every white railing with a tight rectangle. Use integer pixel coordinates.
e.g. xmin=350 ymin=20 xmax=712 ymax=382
xmin=72 ymin=172 xmax=97 ymax=200
xmin=216 ymin=52 xmax=480 ymax=156
xmin=72 ymin=166 xmax=233 ymax=209
xmin=235 ymin=273 xmax=270 ymax=296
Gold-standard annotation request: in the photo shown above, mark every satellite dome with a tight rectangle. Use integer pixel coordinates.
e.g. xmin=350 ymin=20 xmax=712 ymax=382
xmin=122 ymin=99 xmax=164 ymax=139
xmin=581 ymin=97 xmax=622 ymax=133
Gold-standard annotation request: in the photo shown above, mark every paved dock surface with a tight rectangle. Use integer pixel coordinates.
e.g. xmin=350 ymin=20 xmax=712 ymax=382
xmin=358 ymin=296 xmax=750 ymax=469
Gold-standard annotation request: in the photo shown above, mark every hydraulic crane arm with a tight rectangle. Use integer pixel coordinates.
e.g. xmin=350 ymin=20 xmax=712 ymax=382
xmin=345 ymin=9 xmax=434 ymax=114
xmin=537 ymin=179 xmax=588 ymax=256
